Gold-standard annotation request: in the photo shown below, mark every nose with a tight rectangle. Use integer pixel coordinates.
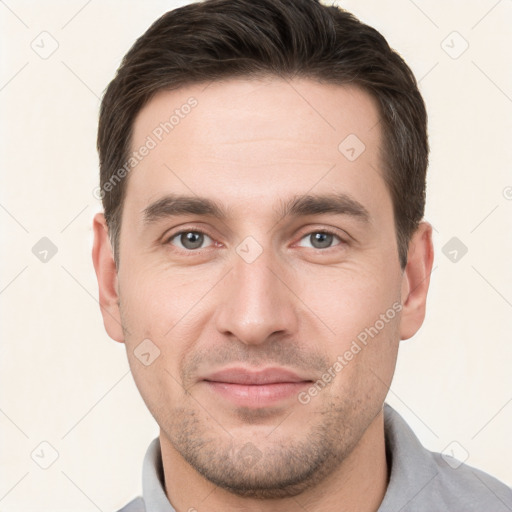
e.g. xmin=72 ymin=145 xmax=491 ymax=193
xmin=213 ymin=244 xmax=300 ymax=346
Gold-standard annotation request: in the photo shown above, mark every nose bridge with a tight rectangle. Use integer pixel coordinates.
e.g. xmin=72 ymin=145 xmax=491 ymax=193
xmin=214 ymin=238 xmax=298 ymax=345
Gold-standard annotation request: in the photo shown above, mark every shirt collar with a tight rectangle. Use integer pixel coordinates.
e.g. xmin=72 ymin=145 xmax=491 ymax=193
xmin=377 ymin=403 xmax=439 ymax=511
xmin=141 ymin=436 xmax=175 ymax=511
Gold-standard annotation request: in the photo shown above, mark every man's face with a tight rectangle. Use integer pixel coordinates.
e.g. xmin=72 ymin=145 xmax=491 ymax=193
xmin=97 ymin=78 xmax=417 ymax=497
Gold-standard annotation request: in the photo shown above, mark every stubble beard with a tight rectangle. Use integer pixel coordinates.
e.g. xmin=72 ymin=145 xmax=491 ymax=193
xmin=159 ymin=393 xmax=376 ymax=499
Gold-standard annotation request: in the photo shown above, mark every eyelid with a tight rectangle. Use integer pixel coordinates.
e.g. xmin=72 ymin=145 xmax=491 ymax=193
xmin=162 ymin=223 xmax=215 ymax=241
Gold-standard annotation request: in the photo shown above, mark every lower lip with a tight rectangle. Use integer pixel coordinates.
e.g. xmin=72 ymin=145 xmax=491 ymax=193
xmin=204 ymin=381 xmax=310 ymax=407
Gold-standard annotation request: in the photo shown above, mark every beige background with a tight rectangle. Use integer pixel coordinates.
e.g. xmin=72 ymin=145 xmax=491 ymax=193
xmin=1 ymin=0 xmax=511 ymax=510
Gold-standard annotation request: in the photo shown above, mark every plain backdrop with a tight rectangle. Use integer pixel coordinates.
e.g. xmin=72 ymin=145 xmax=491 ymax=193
xmin=1 ymin=1 xmax=511 ymax=510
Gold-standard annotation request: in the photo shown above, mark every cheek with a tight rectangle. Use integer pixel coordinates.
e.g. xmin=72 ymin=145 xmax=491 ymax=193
xmin=118 ymin=270 xmax=198 ymax=411
xmin=119 ymin=262 xmax=216 ymax=340
xmin=118 ymin=264 xmax=221 ymax=398
xmin=127 ymin=352 xmax=187 ymax=428
xmin=319 ymin=309 xmax=401 ymax=411
xmin=302 ymin=263 xmax=401 ymax=343
xmin=299 ymin=262 xmax=402 ymax=393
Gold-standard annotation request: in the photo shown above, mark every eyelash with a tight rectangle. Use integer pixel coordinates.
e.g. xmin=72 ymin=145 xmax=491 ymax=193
xmin=164 ymin=227 xmax=347 ymax=253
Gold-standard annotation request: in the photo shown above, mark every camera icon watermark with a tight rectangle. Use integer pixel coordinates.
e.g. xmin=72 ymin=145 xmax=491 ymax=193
xmin=338 ymin=134 xmax=366 ymax=162
xmin=441 ymin=31 xmax=469 ymax=60
xmin=31 ymin=441 xmax=59 ymax=469
xmin=442 ymin=236 xmax=468 ymax=263
xmin=32 ymin=237 xmax=58 ymax=263
xmin=441 ymin=440 xmax=469 ymax=469
xmin=30 ymin=31 xmax=59 ymax=60
xmin=236 ymin=236 xmax=263 ymax=264
xmin=134 ymin=338 xmax=161 ymax=366
xmin=236 ymin=442 xmax=263 ymax=468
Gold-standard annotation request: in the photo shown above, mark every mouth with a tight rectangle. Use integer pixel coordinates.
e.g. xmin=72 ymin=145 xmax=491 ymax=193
xmin=202 ymin=367 xmax=313 ymax=407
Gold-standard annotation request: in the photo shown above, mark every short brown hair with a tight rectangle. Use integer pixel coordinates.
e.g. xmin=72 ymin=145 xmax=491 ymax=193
xmin=97 ymin=0 xmax=428 ymax=269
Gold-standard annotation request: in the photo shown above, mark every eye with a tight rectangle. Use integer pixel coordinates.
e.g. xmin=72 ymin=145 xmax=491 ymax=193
xmin=296 ymin=230 xmax=344 ymax=250
xmin=167 ymin=230 xmax=214 ymax=251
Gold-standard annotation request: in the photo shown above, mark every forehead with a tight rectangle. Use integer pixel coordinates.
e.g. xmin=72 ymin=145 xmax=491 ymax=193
xmin=125 ymin=77 xmax=389 ymax=223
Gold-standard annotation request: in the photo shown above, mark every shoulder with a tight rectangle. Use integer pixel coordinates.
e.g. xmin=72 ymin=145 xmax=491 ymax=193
xmin=115 ymin=496 xmax=145 ymax=512
xmin=381 ymin=404 xmax=512 ymax=512
xmin=427 ymin=451 xmax=512 ymax=511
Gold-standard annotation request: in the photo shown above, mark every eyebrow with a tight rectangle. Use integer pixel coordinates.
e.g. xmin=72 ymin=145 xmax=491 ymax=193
xmin=142 ymin=192 xmax=371 ymax=225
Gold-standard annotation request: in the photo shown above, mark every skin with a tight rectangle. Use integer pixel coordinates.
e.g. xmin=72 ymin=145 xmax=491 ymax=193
xmin=92 ymin=77 xmax=434 ymax=512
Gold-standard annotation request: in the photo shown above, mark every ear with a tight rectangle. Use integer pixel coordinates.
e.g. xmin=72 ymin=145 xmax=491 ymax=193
xmin=92 ymin=212 xmax=125 ymax=343
xmin=399 ymin=221 xmax=434 ymax=340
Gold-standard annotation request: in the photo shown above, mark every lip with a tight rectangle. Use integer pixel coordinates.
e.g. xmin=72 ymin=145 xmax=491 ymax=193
xmin=202 ymin=367 xmax=312 ymax=407
xmin=204 ymin=367 xmax=310 ymax=385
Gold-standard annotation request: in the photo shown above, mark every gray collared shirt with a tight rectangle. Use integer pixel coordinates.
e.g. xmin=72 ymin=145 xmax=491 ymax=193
xmin=117 ymin=404 xmax=512 ymax=511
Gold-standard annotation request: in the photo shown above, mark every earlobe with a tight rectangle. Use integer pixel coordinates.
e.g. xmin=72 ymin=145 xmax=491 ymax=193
xmin=399 ymin=221 xmax=434 ymax=341
xmin=91 ymin=212 xmax=125 ymax=343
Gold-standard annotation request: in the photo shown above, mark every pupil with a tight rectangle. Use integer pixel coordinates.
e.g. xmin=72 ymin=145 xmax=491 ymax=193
xmin=182 ymin=232 xmax=203 ymax=249
xmin=312 ymin=232 xmax=332 ymax=248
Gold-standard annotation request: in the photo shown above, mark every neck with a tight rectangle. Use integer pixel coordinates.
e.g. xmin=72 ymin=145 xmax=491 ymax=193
xmin=159 ymin=409 xmax=388 ymax=512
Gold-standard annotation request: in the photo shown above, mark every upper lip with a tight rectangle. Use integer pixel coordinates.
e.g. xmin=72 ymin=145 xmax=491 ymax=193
xmin=203 ymin=367 xmax=312 ymax=385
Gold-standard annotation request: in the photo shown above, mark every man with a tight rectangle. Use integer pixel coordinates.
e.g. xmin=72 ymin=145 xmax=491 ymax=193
xmin=92 ymin=0 xmax=512 ymax=510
